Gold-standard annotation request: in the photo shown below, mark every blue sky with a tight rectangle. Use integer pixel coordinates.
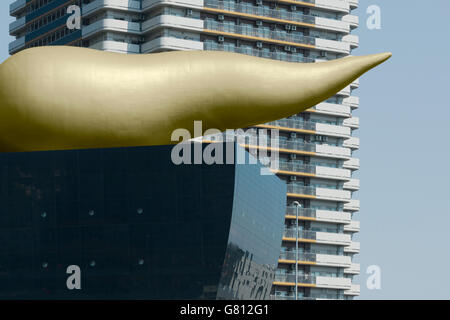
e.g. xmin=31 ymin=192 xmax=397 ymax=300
xmin=1 ymin=1 xmax=449 ymax=299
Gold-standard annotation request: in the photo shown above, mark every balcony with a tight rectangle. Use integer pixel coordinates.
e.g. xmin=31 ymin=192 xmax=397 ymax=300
xmin=315 ymin=231 xmax=351 ymax=246
xmin=343 ymin=178 xmax=360 ymax=191
xmin=315 ymin=144 xmax=351 ymax=159
xmin=314 ymin=0 xmax=349 ymax=13
xmin=343 ymin=137 xmax=360 ymax=149
xmin=142 ymin=36 xmax=203 ymax=52
xmin=204 ymin=0 xmax=316 ymax=25
xmin=278 ymin=140 xmax=316 ymax=153
xmin=276 ymin=162 xmax=315 ymax=175
xmin=285 ymin=207 xmax=351 ymax=224
xmin=274 ymin=273 xmax=315 ymax=286
xmin=314 ymin=17 xmax=349 ymax=33
xmin=283 ymin=228 xmax=351 ymax=246
xmin=279 ymin=251 xmax=351 ymax=268
xmin=342 ymin=14 xmax=359 ymax=28
xmin=204 ymin=19 xmax=316 ymax=48
xmin=270 ymin=293 xmax=343 ymax=300
xmin=316 ymin=276 xmax=351 ymax=290
xmin=142 ymin=14 xmax=203 ymax=33
xmin=278 ymin=251 xmax=316 ymax=263
xmin=343 ymin=157 xmax=359 ymax=170
xmin=344 ymin=263 xmax=360 ymax=275
xmin=315 ymin=38 xmax=350 ymax=54
xmin=286 ymin=184 xmax=352 ymax=201
xmin=343 ymin=96 xmax=359 ymax=109
xmin=82 ymin=0 xmax=141 ymax=17
xmin=344 ymin=241 xmax=360 ymax=253
xmin=349 ymin=0 xmax=359 ymax=9
xmin=10 ymin=0 xmax=26 ymax=16
xmin=342 ymin=34 xmax=359 ymax=49
xmin=311 ymin=102 xmax=351 ymax=117
xmin=256 ymin=118 xmax=315 ymax=133
xmin=9 ymin=36 xmax=25 ymax=54
xmin=204 ymin=42 xmax=314 ymax=63
xmin=273 ymin=273 xmax=351 ymax=290
xmin=316 ymin=187 xmax=351 ymax=202
xmin=343 ymin=116 xmax=359 ymax=129
xmin=344 ymin=199 xmax=360 ymax=212
xmin=89 ymin=40 xmax=140 ymax=54
xmin=337 ymin=85 xmax=351 ymax=97
xmin=82 ymin=19 xmax=141 ymax=39
xmin=344 ymin=284 xmax=360 ymax=296
xmin=315 ymin=166 xmax=351 ymax=180
xmin=350 ymin=78 xmax=360 ymax=89
xmin=315 ymin=123 xmax=351 ymax=138
xmin=343 ymin=220 xmax=360 ymax=232
xmin=9 ymin=16 xmax=26 ymax=34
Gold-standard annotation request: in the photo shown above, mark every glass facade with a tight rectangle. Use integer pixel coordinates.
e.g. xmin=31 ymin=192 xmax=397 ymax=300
xmin=0 ymin=143 xmax=285 ymax=299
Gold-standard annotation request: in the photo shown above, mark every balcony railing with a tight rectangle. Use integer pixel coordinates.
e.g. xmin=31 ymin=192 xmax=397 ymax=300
xmin=203 ymin=42 xmax=314 ymax=63
xmin=270 ymin=293 xmax=342 ymax=300
xmin=277 ymin=162 xmax=316 ymax=174
xmin=204 ymin=19 xmax=316 ymax=46
xmin=278 ymin=140 xmax=316 ymax=152
xmin=286 ymin=184 xmax=315 ymax=196
xmin=204 ymin=0 xmax=316 ymax=24
xmin=279 ymin=251 xmax=316 ymax=262
xmin=283 ymin=228 xmax=316 ymax=240
xmin=285 ymin=206 xmax=316 ymax=217
xmin=274 ymin=273 xmax=316 ymax=284
xmin=261 ymin=118 xmax=316 ymax=131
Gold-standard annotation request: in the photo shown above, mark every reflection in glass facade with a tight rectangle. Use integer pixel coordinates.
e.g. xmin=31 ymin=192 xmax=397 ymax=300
xmin=0 ymin=143 xmax=286 ymax=299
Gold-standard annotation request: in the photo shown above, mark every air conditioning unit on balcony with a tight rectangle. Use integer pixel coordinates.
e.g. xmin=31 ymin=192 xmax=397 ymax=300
xmin=139 ymin=14 xmax=146 ymax=21
xmin=290 ymin=154 xmax=297 ymax=160
xmin=256 ymin=20 xmax=263 ymax=27
xmin=256 ymin=0 xmax=263 ymax=6
xmin=218 ymin=14 xmax=224 ymax=21
xmin=291 ymin=5 xmax=297 ymax=11
xmin=256 ymin=41 xmax=263 ymax=48
xmin=218 ymin=35 xmax=225 ymax=42
xmin=320 ymin=50 xmax=328 ymax=57
xmin=291 ymin=47 xmax=297 ymax=53
xmin=139 ymin=37 xmax=145 ymax=43
xmin=290 ymin=176 xmax=297 ymax=181
xmin=185 ymin=9 xmax=193 ymax=16
xmin=290 ymin=133 xmax=297 ymax=139
xmin=291 ymin=25 xmax=297 ymax=31
xmin=285 ymin=24 xmax=291 ymax=30
xmin=284 ymin=45 xmax=291 ymax=51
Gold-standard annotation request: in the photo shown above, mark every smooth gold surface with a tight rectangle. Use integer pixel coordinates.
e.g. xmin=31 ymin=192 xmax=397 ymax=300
xmin=0 ymin=46 xmax=391 ymax=152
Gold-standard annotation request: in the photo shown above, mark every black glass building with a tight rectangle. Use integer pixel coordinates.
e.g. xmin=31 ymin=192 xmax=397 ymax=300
xmin=0 ymin=143 xmax=286 ymax=299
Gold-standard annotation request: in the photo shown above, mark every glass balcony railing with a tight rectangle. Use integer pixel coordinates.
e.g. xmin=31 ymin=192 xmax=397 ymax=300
xmin=261 ymin=118 xmax=316 ymax=131
xmin=203 ymin=42 xmax=313 ymax=63
xmin=274 ymin=273 xmax=316 ymax=284
xmin=286 ymin=184 xmax=315 ymax=195
xmin=270 ymin=293 xmax=343 ymax=300
xmin=204 ymin=0 xmax=316 ymax=24
xmin=278 ymin=140 xmax=316 ymax=152
xmin=285 ymin=206 xmax=316 ymax=217
xmin=283 ymin=228 xmax=316 ymax=240
xmin=279 ymin=251 xmax=316 ymax=262
xmin=204 ymin=19 xmax=316 ymax=46
xmin=277 ymin=161 xmax=315 ymax=174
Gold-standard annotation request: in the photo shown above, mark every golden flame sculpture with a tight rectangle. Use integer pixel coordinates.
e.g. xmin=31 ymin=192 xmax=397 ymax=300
xmin=0 ymin=46 xmax=391 ymax=152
